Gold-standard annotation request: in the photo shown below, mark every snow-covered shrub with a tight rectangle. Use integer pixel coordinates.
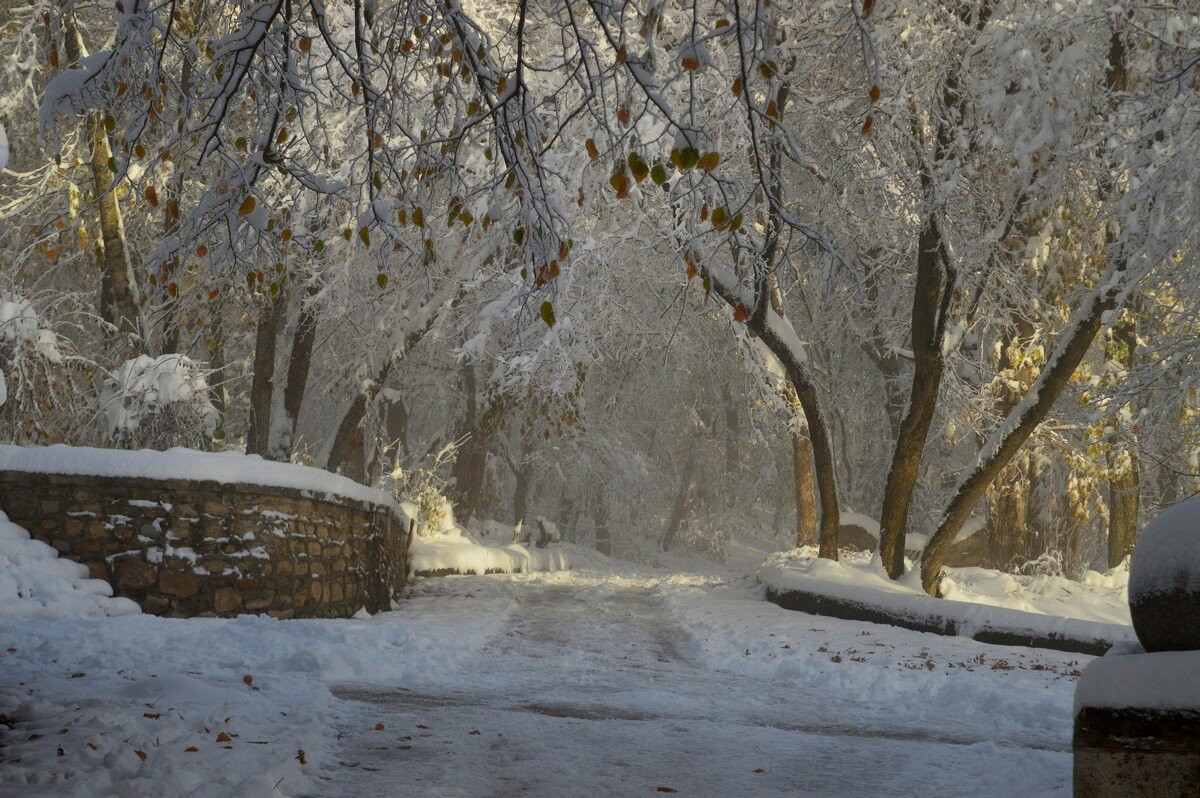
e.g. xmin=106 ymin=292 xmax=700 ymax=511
xmin=0 ymin=293 xmax=71 ymax=443
xmin=101 ymin=354 xmax=218 ymax=450
xmin=0 ymin=511 xmax=140 ymax=617
xmin=675 ymin=519 xmax=730 ymax=563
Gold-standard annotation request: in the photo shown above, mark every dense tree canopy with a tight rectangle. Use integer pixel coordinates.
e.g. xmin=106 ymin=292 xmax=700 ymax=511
xmin=3 ymin=0 xmax=1199 ymax=593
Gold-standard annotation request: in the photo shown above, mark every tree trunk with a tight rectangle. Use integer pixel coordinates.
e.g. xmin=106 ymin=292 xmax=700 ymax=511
xmin=1106 ymin=312 xmax=1140 ymax=567
xmin=513 ymin=461 xmax=530 ymax=527
xmin=63 ymin=16 xmax=141 ymax=347
xmin=158 ymin=38 xmax=192 ymax=355
xmin=877 ymin=153 xmax=954 ymax=580
xmin=367 ymin=391 xmax=409 ymax=481
xmin=246 ymin=293 xmax=286 ymax=457
xmin=723 ymin=384 xmax=740 ymax=507
xmin=986 ymin=462 xmax=1029 ymax=570
xmin=792 ymin=421 xmax=818 ymax=548
xmin=449 ymin=361 xmax=489 ymax=523
xmin=920 ymin=278 xmax=1126 ymax=594
xmin=659 ymin=450 xmax=697 ymax=552
xmin=273 ymin=283 xmax=320 ymax=459
xmin=876 ymin=1 xmax=998 ymax=580
xmin=206 ymin=297 xmax=228 ymax=438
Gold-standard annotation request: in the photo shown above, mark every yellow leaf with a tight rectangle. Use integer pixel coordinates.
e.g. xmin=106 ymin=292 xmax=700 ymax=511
xmin=237 ymin=196 xmax=256 ymax=217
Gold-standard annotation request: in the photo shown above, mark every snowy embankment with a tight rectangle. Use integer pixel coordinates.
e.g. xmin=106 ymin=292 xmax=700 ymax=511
xmin=0 ymin=580 xmax=514 ymax=797
xmin=663 ymin=582 xmax=1087 ymax=762
xmin=0 ymin=444 xmax=396 ymax=507
xmin=758 ymin=549 xmax=1133 ymax=655
xmin=409 ymin=530 xmax=570 ymax=576
xmin=408 ymin=516 xmax=570 ymax=577
xmin=0 ymin=511 xmax=139 ymax=618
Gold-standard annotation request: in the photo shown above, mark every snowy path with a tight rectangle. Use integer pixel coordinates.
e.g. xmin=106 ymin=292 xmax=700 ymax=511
xmin=315 ymin=576 xmax=1073 ymax=797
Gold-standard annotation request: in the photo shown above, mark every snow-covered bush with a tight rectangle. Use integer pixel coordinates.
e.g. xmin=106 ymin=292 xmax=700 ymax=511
xmin=101 ymin=354 xmax=218 ymax=450
xmin=0 ymin=511 xmax=140 ymax=617
xmin=675 ymin=519 xmax=730 ymax=564
xmin=0 ymin=294 xmax=70 ymax=443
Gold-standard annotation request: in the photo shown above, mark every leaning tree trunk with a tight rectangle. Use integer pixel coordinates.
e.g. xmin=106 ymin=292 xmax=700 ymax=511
xmin=920 ymin=272 xmax=1128 ymax=594
xmin=659 ymin=450 xmax=698 ymax=552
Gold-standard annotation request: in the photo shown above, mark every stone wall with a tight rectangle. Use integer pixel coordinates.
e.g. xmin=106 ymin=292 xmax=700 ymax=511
xmin=0 ymin=469 xmax=408 ymax=618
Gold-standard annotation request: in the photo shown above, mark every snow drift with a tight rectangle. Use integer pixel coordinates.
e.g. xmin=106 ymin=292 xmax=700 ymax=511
xmin=0 ymin=511 xmax=139 ymax=618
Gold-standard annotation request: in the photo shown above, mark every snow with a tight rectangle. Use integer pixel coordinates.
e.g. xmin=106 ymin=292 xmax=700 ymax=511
xmin=0 ymin=444 xmax=397 ymax=508
xmin=0 ymin=295 xmax=63 ymax=362
xmin=0 ymin=121 xmax=8 ymax=170
xmin=1129 ymin=493 xmax=1200 ymax=601
xmin=1074 ymin=643 xmax=1200 ymax=713
xmin=0 ymin=511 xmax=139 ymax=618
xmin=0 ymin=579 xmax=513 ymax=797
xmin=759 ymin=547 xmax=1133 ymax=645
xmin=408 ymin=524 xmax=570 ymax=576
xmin=321 ymin=564 xmax=1079 ymax=796
xmin=0 ymin=548 xmax=1092 ymax=796
xmin=941 ymin=563 xmax=1131 ymax=625
xmin=102 ymin=355 xmax=219 ymax=437
xmin=838 ymin=510 xmax=879 ymax=536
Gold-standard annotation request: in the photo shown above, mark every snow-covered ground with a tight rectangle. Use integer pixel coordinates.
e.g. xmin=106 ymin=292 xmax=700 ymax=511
xmin=756 ymin=547 xmax=1132 ymax=657
xmin=3 ymin=548 xmax=1085 ymax=796
xmin=408 ymin=527 xmax=571 ymax=576
xmin=0 ymin=511 xmax=139 ymax=618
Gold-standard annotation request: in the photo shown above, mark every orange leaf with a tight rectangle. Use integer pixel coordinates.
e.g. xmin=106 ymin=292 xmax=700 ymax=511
xmin=697 ymin=152 xmax=719 ymax=171
xmin=184 ymin=746 xmax=199 ymax=752
xmin=374 ymin=723 xmax=385 ymax=731
xmin=196 ymin=245 xmax=208 ymax=257
xmin=144 ymin=186 xmax=159 ymax=207
xmin=681 ymin=57 xmax=699 ymax=71
xmin=616 ymin=45 xmax=627 ymax=65
xmin=618 ymin=106 xmax=630 ymax=125
xmin=732 ymin=77 xmax=743 ymax=98
xmin=861 ymin=116 xmax=874 ymax=136
xmin=733 ymin=303 xmax=749 ymax=323
xmin=237 ymin=196 xmax=256 ymax=217
xmin=216 ymin=732 xmax=232 ymax=742
xmin=135 ymin=749 xmax=148 ymax=760
xmin=869 ymin=84 xmax=880 ymax=103
xmin=585 ymin=138 xmax=599 ymax=160
xmin=299 ymin=37 xmax=311 ymax=53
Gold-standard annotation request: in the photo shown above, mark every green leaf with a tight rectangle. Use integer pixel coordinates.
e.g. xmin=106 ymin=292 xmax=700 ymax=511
xmin=651 ymin=163 xmax=668 ymax=185
xmin=514 ymin=227 xmax=524 ymax=246
xmin=376 ymin=273 xmax=388 ymax=289
xmin=539 ymin=300 xmax=556 ymax=327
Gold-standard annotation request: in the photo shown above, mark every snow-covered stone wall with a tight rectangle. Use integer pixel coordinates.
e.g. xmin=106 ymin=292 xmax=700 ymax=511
xmin=0 ymin=450 xmax=408 ymax=618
